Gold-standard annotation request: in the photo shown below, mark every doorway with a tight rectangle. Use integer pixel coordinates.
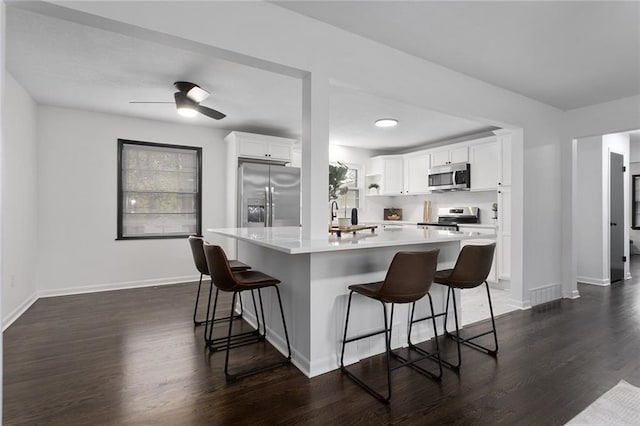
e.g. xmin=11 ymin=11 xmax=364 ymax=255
xmin=610 ymin=152 xmax=625 ymax=283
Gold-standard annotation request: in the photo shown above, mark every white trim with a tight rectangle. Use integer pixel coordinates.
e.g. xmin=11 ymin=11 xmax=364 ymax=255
xmin=2 ymin=292 xmax=38 ymax=331
xmin=564 ymin=289 xmax=581 ymax=299
xmin=577 ymin=276 xmax=611 ymax=286
xmin=529 ymin=283 xmax=563 ymax=306
xmin=626 ymin=272 xmax=632 ymax=280
xmin=37 ymin=275 xmax=200 ymax=298
xmin=509 ymin=297 xmax=531 ymax=310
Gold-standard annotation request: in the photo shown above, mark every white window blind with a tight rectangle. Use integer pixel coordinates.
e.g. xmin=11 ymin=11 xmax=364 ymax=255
xmin=118 ymin=140 xmax=201 ymax=239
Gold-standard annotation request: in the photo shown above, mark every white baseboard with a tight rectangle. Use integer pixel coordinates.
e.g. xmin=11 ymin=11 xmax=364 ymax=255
xmin=529 ymin=283 xmax=562 ymax=306
xmin=3 ymin=292 xmax=38 ymax=331
xmin=564 ymin=289 xmax=581 ymax=299
xmin=577 ymin=276 xmax=610 ymax=286
xmin=508 ymin=298 xmax=531 ymax=310
xmin=3 ymin=277 xmax=200 ymax=329
xmin=37 ymin=275 xmax=201 ymax=298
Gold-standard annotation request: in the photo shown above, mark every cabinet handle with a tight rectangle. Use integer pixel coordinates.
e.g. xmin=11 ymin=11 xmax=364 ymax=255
xmin=498 ymin=182 xmax=502 ymax=186
xmin=498 ymin=191 xmax=501 ymax=194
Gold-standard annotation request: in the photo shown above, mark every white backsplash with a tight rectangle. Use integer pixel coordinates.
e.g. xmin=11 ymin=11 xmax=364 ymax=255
xmin=362 ymin=190 xmax=498 ymax=224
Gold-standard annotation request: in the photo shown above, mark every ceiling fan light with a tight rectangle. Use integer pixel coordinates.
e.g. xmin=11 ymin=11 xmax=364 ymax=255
xmin=174 ymin=91 xmax=198 ymax=118
xmin=375 ymin=118 xmax=398 ymax=128
xmin=177 ymin=106 xmax=198 ymax=117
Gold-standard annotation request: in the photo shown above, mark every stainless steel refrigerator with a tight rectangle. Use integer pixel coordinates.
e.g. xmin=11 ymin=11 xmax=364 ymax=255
xmin=238 ymin=163 xmax=301 ymax=228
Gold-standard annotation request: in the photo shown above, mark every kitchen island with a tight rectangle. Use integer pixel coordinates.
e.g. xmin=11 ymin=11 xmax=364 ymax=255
xmin=207 ymin=226 xmax=493 ymax=377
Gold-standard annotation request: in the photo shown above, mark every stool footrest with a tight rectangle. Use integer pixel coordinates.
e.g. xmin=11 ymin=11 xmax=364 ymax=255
xmin=207 ymin=329 xmax=264 ymax=352
xmin=446 ymin=330 xmax=498 ymax=356
xmin=390 ymin=349 xmax=442 ymax=381
xmin=343 ymin=328 xmax=387 ymax=344
xmin=195 ymin=313 xmax=242 ymax=327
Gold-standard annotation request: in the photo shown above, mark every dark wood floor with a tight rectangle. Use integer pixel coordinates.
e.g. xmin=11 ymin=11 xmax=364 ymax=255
xmin=5 ymin=263 xmax=640 ymax=425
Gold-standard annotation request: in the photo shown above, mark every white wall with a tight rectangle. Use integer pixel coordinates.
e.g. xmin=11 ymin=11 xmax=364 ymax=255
xmin=576 ymin=136 xmax=605 ymax=284
xmin=2 ymin=73 xmax=38 ymax=326
xmin=562 ymin=96 xmax=640 ymax=297
xmin=575 ymin=133 xmax=631 ymax=285
xmin=36 ymin=105 xmax=229 ymax=295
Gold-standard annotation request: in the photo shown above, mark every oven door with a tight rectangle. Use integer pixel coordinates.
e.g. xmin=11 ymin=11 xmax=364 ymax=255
xmin=428 ymin=170 xmax=455 ymax=191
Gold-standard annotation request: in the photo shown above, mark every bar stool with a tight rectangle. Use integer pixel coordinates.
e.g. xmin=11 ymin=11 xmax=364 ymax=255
xmin=188 ymin=236 xmax=250 ymax=331
xmin=435 ymin=243 xmax=497 ymax=370
xmin=203 ymin=243 xmax=291 ymax=382
xmin=339 ymin=249 xmax=442 ymax=403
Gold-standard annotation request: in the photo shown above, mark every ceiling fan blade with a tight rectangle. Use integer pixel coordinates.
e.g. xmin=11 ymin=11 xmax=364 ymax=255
xmin=129 ymin=101 xmax=174 ymax=104
xmin=197 ymin=105 xmax=226 ymax=120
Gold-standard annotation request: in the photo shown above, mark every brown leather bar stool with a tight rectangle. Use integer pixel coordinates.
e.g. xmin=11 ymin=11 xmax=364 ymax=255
xmin=188 ymin=236 xmax=250 ymax=332
xmin=203 ymin=243 xmax=291 ymax=382
xmin=339 ymin=249 xmax=442 ymax=403
xmin=434 ymin=243 xmax=497 ymax=370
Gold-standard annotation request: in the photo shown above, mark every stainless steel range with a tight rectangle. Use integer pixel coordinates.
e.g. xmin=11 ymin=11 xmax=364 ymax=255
xmin=417 ymin=207 xmax=479 ymax=231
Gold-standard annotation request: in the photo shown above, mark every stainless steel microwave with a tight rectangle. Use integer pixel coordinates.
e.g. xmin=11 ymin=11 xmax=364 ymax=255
xmin=427 ymin=162 xmax=471 ymax=192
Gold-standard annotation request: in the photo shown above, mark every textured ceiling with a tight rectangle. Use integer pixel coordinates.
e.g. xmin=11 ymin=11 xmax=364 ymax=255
xmin=6 ymin=5 xmax=493 ymax=150
xmin=276 ymin=1 xmax=640 ymax=110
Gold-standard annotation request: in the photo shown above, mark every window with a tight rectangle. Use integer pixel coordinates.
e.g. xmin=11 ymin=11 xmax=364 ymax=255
xmin=117 ymin=139 xmax=202 ymax=239
xmin=336 ymin=164 xmax=360 ymax=214
xmin=633 ymin=174 xmax=640 ymax=230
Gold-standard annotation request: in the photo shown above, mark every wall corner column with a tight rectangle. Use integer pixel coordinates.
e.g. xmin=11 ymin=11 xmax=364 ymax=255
xmin=301 ymin=72 xmax=330 ymax=240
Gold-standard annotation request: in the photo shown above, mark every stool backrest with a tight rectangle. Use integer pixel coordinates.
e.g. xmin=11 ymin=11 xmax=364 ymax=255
xmin=449 ymin=243 xmax=496 ymax=288
xmin=203 ymin=243 xmax=238 ymax=291
xmin=379 ymin=249 xmax=440 ymax=303
xmin=188 ymin=236 xmax=209 ymax=276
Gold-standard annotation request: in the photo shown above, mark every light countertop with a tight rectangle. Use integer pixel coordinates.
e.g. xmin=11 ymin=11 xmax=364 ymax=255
xmin=207 ymin=226 xmax=495 ymax=255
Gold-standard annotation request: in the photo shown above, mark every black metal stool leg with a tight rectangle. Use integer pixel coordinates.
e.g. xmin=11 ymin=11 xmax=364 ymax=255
xmin=400 ymin=294 xmax=444 ymax=379
xmin=445 ymin=282 xmax=499 ymax=362
xmin=274 ymin=286 xmax=292 ymax=359
xmin=485 ymin=281 xmax=499 ymax=355
xmin=340 ymin=296 xmax=395 ymax=403
xmin=224 ymin=286 xmax=291 ymax=382
xmin=193 ymin=274 xmax=205 ymax=325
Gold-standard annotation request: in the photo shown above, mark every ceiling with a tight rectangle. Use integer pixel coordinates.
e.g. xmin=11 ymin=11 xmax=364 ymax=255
xmin=276 ymin=1 xmax=640 ymax=110
xmin=5 ymin=5 xmax=494 ymax=151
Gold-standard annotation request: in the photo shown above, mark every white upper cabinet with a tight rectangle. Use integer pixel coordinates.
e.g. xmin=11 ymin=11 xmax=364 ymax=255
xmin=228 ymin=131 xmax=295 ymax=162
xmin=367 ymin=155 xmax=404 ymax=195
xmin=431 ymin=146 xmax=468 ymax=167
xmin=404 ymin=151 xmax=430 ymax=195
xmin=470 ymin=139 xmax=499 ymax=191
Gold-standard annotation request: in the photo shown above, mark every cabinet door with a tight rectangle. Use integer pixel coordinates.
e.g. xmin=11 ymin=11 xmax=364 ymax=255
xmin=449 ymin=146 xmax=469 ymax=164
xmin=499 ymin=134 xmax=512 ymax=187
xmin=238 ymin=139 xmax=268 ymax=158
xmin=405 ymin=153 xmax=430 ymax=194
xmin=382 ymin=157 xmax=404 ymax=195
xmin=431 ymin=150 xmax=450 ymax=167
xmin=470 ymin=141 xmax=499 ymax=191
xmin=268 ymin=142 xmax=292 ymax=161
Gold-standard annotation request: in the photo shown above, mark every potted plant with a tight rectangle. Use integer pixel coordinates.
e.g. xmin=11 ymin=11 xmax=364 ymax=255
xmin=329 ymin=162 xmax=349 ymax=201
xmin=368 ymin=183 xmax=379 ymax=195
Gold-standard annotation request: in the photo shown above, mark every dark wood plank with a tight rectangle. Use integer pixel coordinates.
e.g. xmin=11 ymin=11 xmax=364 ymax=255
xmin=4 ymin=263 xmax=640 ymax=424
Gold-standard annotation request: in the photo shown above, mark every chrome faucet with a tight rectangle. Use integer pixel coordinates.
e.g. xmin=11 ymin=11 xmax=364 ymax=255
xmin=331 ymin=201 xmax=339 ymax=221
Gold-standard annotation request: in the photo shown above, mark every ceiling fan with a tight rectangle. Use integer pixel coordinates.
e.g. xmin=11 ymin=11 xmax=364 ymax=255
xmin=130 ymin=81 xmax=226 ymax=120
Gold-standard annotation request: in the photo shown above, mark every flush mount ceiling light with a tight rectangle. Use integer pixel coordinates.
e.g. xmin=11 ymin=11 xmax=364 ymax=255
xmin=375 ymin=118 xmax=398 ymax=128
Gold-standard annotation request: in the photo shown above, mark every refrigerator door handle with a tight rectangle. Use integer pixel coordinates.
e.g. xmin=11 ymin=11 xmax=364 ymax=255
xmin=264 ymin=186 xmax=270 ymax=227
